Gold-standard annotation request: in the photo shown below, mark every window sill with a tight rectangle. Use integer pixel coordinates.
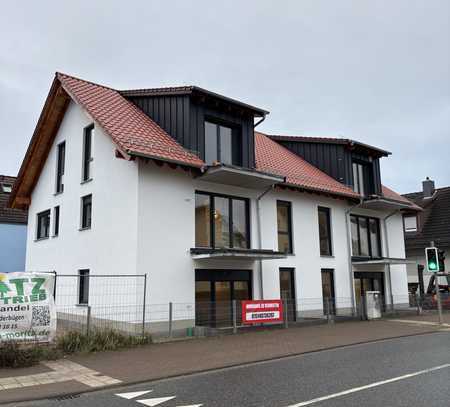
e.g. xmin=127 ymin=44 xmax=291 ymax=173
xmin=52 ymin=234 xmax=59 ymax=238
xmin=320 ymin=254 xmax=334 ymax=258
xmin=53 ymin=191 xmax=64 ymax=197
xmin=80 ymin=178 xmax=93 ymax=185
xmin=79 ymin=226 xmax=91 ymax=232
xmin=76 ymin=303 xmax=89 ymax=307
xmin=34 ymin=237 xmax=49 ymax=242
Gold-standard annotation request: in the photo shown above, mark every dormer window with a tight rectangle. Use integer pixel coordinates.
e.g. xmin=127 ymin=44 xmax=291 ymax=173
xmin=205 ymin=121 xmax=233 ymax=165
xmin=403 ymin=215 xmax=417 ymax=232
xmin=1 ymin=183 xmax=12 ymax=193
xmin=352 ymin=161 xmax=373 ymax=196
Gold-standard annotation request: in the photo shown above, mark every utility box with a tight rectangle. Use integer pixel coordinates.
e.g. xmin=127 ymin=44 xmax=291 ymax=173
xmin=365 ymin=291 xmax=382 ymax=319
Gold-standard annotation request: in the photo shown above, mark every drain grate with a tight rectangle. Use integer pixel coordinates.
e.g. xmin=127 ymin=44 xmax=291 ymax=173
xmin=55 ymin=394 xmax=81 ymax=401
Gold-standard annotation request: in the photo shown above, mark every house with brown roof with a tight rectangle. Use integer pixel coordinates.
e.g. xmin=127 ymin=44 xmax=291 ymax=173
xmin=9 ymin=72 xmax=419 ymax=330
xmin=402 ymin=178 xmax=450 ymax=293
xmin=0 ymin=175 xmax=27 ymax=272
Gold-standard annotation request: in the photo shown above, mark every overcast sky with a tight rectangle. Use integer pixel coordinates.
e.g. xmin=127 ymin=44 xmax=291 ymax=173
xmin=0 ymin=0 xmax=448 ymax=193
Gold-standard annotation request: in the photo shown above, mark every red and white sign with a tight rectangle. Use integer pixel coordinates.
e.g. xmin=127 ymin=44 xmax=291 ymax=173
xmin=242 ymin=300 xmax=283 ymax=324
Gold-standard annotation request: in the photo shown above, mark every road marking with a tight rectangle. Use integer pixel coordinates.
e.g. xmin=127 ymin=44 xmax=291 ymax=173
xmin=286 ymin=363 xmax=450 ymax=406
xmin=387 ymin=319 xmax=450 ymax=327
xmin=137 ymin=396 xmax=176 ymax=406
xmin=116 ymin=390 xmax=153 ymax=399
xmin=176 ymin=405 xmax=203 ymax=407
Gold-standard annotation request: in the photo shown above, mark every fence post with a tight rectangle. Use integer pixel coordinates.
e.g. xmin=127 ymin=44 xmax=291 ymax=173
xmin=168 ymin=302 xmax=173 ymax=338
xmin=232 ymin=300 xmax=237 ymax=334
xmin=142 ymin=274 xmax=147 ymax=337
xmin=52 ymin=270 xmax=57 ymax=300
xmin=284 ymin=299 xmax=289 ymax=329
xmin=86 ymin=305 xmax=91 ymax=336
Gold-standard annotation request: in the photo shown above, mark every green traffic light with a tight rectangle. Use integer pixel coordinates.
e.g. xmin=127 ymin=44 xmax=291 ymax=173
xmin=429 ymin=261 xmax=438 ymax=270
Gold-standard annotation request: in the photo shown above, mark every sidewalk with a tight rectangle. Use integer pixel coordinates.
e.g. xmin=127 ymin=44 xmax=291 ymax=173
xmin=0 ymin=318 xmax=444 ymax=404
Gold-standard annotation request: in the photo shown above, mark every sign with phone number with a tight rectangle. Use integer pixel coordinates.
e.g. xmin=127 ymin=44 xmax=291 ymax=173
xmin=241 ymin=300 xmax=283 ymax=324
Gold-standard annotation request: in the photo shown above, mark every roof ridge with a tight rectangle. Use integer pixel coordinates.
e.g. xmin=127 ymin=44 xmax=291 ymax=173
xmin=56 ymin=72 xmax=116 ymax=92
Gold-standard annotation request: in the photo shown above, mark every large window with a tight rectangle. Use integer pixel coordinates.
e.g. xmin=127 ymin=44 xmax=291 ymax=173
xmin=81 ymin=194 xmax=92 ymax=229
xmin=36 ymin=210 xmax=51 ymax=240
xmin=78 ymin=269 xmax=90 ymax=305
xmin=318 ymin=207 xmax=332 ymax=256
xmin=277 ymin=201 xmax=293 ymax=253
xmin=204 ymin=121 xmax=235 ymax=165
xmin=350 ymin=215 xmax=381 ymax=258
xmin=352 ymin=161 xmax=373 ymax=196
xmin=195 ymin=192 xmax=249 ymax=249
xmin=82 ymin=124 xmax=94 ymax=181
xmin=55 ymin=141 xmax=66 ymax=193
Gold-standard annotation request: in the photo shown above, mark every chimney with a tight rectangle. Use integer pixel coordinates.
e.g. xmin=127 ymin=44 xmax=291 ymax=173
xmin=422 ymin=177 xmax=435 ymax=198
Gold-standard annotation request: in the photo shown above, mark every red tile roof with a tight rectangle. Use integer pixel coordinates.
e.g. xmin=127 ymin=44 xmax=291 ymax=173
xmin=255 ymin=132 xmax=361 ymax=199
xmin=57 ymin=73 xmax=204 ymax=168
xmin=382 ymin=185 xmax=422 ymax=210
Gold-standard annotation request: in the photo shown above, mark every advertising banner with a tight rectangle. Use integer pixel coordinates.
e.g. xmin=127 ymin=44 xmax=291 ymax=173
xmin=242 ymin=300 xmax=283 ymax=324
xmin=0 ymin=272 xmax=56 ymax=343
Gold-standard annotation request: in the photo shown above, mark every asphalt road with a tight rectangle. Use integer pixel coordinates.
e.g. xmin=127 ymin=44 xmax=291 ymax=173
xmin=10 ymin=332 xmax=450 ymax=407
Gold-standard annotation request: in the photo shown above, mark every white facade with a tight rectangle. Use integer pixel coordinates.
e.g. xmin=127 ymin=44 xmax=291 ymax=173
xmin=25 ymin=101 xmax=410 ymax=328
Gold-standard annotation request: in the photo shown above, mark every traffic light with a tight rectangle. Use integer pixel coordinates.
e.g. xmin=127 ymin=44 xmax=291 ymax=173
xmin=438 ymin=249 xmax=446 ymax=272
xmin=425 ymin=247 xmax=439 ymax=272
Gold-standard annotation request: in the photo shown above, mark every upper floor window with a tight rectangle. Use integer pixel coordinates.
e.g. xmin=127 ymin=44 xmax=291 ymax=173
xmin=56 ymin=141 xmax=66 ymax=193
xmin=318 ymin=207 xmax=332 ymax=256
xmin=53 ymin=206 xmax=60 ymax=237
xmin=277 ymin=201 xmax=293 ymax=253
xmin=1 ymin=183 xmax=12 ymax=193
xmin=403 ymin=215 xmax=417 ymax=232
xmin=352 ymin=161 xmax=372 ymax=196
xmin=195 ymin=191 xmax=249 ymax=249
xmin=80 ymin=194 xmax=92 ymax=229
xmin=205 ymin=121 xmax=234 ymax=166
xmin=36 ymin=210 xmax=50 ymax=240
xmin=82 ymin=124 xmax=94 ymax=181
xmin=350 ymin=215 xmax=381 ymax=258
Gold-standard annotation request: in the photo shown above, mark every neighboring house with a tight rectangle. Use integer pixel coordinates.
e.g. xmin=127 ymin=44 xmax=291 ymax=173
xmin=9 ymin=72 xmax=419 ymax=330
xmin=0 ymin=175 xmax=27 ymax=272
xmin=402 ymin=178 xmax=450 ymax=293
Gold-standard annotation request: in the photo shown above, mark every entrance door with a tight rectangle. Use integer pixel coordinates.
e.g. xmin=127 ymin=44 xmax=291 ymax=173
xmin=279 ymin=268 xmax=296 ymax=321
xmin=321 ymin=269 xmax=336 ymax=315
xmin=354 ymin=272 xmax=385 ymax=311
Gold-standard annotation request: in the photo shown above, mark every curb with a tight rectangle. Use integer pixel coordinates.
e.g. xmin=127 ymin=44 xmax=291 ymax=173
xmin=1 ymin=328 xmax=442 ymax=406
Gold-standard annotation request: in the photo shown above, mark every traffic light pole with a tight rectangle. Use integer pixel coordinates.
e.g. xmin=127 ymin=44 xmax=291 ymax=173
xmin=430 ymin=241 xmax=443 ymax=325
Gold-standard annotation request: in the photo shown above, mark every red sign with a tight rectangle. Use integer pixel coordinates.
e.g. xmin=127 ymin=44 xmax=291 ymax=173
xmin=242 ymin=300 xmax=284 ymax=324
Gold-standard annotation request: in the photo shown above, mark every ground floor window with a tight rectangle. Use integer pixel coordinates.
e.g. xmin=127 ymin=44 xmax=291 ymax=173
xmin=279 ymin=268 xmax=296 ymax=321
xmin=78 ymin=269 xmax=90 ymax=305
xmin=195 ymin=269 xmax=252 ymax=327
xmin=321 ymin=269 xmax=336 ymax=315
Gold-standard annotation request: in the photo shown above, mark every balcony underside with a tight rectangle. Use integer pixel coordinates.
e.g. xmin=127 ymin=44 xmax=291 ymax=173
xmin=191 ymin=247 xmax=287 ymax=261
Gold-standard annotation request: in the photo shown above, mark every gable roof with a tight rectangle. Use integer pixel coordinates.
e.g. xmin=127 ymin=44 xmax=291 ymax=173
xmin=381 ymin=185 xmax=422 ymax=210
xmin=255 ymin=132 xmax=361 ymax=199
xmin=0 ymin=176 xmax=27 ymax=224
xmin=402 ymin=186 xmax=450 ymax=250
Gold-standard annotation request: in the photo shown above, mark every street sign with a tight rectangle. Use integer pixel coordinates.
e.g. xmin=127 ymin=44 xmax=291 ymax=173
xmin=425 ymin=247 xmax=439 ymax=272
xmin=242 ymin=300 xmax=283 ymax=324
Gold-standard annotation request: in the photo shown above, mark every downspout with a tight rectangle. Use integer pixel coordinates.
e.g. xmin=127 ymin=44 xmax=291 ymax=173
xmin=382 ymin=210 xmax=400 ymax=310
xmin=345 ymin=199 xmax=363 ymax=314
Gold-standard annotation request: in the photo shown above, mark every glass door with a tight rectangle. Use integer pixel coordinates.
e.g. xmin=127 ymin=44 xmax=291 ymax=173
xmin=321 ymin=269 xmax=336 ymax=315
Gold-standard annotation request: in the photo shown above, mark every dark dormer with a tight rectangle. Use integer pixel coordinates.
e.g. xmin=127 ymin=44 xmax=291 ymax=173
xmin=121 ymin=86 xmax=268 ymax=170
xmin=268 ymin=136 xmax=390 ymax=197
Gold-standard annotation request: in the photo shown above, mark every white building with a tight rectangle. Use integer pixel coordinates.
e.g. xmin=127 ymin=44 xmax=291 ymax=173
xmin=9 ymin=73 xmax=419 ymax=331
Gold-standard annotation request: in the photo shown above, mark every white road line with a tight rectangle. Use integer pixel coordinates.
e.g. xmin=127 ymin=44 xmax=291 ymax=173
xmin=116 ymin=390 xmax=153 ymax=399
xmin=137 ymin=396 xmax=176 ymax=406
xmin=286 ymin=363 xmax=450 ymax=407
xmin=176 ymin=405 xmax=203 ymax=407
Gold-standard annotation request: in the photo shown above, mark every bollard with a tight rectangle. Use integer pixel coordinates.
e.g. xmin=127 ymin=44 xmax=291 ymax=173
xmin=232 ymin=300 xmax=237 ymax=334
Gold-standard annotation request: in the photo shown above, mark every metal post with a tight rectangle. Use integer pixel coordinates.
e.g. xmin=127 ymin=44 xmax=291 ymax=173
xmin=232 ymin=300 xmax=237 ymax=334
xmin=86 ymin=305 xmax=91 ymax=336
xmin=52 ymin=270 xmax=57 ymax=300
xmin=284 ymin=299 xmax=289 ymax=329
xmin=142 ymin=274 xmax=147 ymax=337
xmin=435 ymin=273 xmax=443 ymax=325
xmin=415 ymin=292 xmax=422 ymax=315
xmin=168 ymin=302 xmax=173 ymax=338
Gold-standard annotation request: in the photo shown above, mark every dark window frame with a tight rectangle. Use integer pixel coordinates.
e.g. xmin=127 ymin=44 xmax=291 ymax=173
xmin=82 ymin=124 xmax=94 ymax=182
xmin=352 ymin=159 xmax=373 ymax=196
xmin=276 ymin=200 xmax=293 ymax=254
xmin=318 ymin=206 xmax=332 ymax=256
xmin=78 ymin=269 xmax=90 ymax=305
xmin=195 ymin=191 xmax=250 ymax=249
xmin=55 ymin=141 xmax=66 ymax=194
xmin=204 ymin=118 xmax=241 ymax=166
xmin=80 ymin=194 xmax=92 ymax=230
xmin=53 ymin=206 xmax=60 ymax=237
xmin=350 ymin=214 xmax=382 ymax=259
xmin=36 ymin=210 xmax=51 ymax=240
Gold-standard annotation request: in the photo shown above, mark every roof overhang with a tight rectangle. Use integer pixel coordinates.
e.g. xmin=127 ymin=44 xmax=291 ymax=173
xmin=352 ymin=257 xmax=416 ymax=265
xmin=359 ymin=196 xmax=419 ymax=212
xmin=198 ymin=164 xmax=285 ymax=189
xmin=191 ymin=248 xmax=287 ymax=261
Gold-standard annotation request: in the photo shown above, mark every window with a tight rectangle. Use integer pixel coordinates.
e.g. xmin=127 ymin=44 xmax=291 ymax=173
xmin=277 ymin=201 xmax=293 ymax=253
xmin=204 ymin=121 xmax=235 ymax=165
xmin=36 ymin=210 xmax=51 ymax=240
xmin=352 ymin=161 xmax=372 ymax=196
xmin=404 ymin=215 xmax=417 ymax=232
xmin=53 ymin=206 xmax=60 ymax=237
xmin=56 ymin=141 xmax=65 ymax=193
xmin=194 ymin=192 xmax=249 ymax=249
xmin=1 ymin=183 xmax=12 ymax=193
xmin=81 ymin=194 xmax=92 ymax=229
xmin=350 ymin=215 xmax=381 ymax=258
xmin=78 ymin=269 xmax=90 ymax=305
xmin=318 ymin=207 xmax=332 ymax=256
xmin=82 ymin=124 xmax=94 ymax=181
